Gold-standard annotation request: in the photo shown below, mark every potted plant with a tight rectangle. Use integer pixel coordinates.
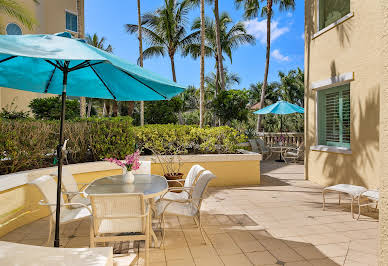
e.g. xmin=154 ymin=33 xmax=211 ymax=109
xmin=105 ymin=150 xmax=141 ymax=184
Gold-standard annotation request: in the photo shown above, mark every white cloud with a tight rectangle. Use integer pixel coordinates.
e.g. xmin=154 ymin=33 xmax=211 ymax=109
xmin=272 ymin=49 xmax=289 ymax=62
xmin=287 ymin=12 xmax=293 ymax=18
xmin=301 ymin=33 xmax=305 ymax=40
xmin=243 ymin=19 xmax=290 ymax=44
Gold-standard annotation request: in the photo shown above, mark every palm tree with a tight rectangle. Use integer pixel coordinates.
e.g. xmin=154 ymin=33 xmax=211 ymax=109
xmin=137 ymin=0 xmax=144 ymax=126
xmin=85 ymin=33 xmax=114 ymax=117
xmin=125 ymin=0 xmax=198 ymax=83
xmin=236 ymin=0 xmax=295 ymax=131
xmin=0 ymin=0 xmax=38 ymax=33
xmin=213 ymin=0 xmax=225 ymax=91
xmin=278 ymin=68 xmax=304 ymax=106
xmin=199 ymin=0 xmax=205 ymax=127
xmin=185 ymin=13 xmax=255 ymax=93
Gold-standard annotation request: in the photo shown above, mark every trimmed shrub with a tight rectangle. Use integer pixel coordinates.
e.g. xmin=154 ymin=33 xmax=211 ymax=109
xmin=0 ymin=119 xmax=246 ymax=174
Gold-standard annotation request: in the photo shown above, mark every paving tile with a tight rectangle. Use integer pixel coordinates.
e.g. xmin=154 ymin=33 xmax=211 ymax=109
xmin=188 ymin=244 xmax=218 ymax=258
xmin=194 ymin=256 xmax=224 ymax=266
xmin=268 ymin=246 xmax=305 ymax=263
xmin=220 ymin=253 xmax=253 ymax=266
xmin=164 ymin=247 xmax=192 ymax=261
xmin=294 ymin=245 xmax=328 ymax=260
xmin=246 ymin=250 xmax=277 ymax=265
xmin=167 ymin=259 xmax=195 ymax=266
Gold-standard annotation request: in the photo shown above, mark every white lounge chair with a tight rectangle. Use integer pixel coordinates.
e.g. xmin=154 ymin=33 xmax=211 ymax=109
xmin=89 ymin=193 xmax=151 ymax=266
xmin=357 ymin=190 xmax=379 ymax=220
xmin=157 ymin=164 xmax=205 ymax=202
xmin=51 ymin=168 xmax=90 ymax=207
xmin=254 ymin=139 xmax=272 ymax=160
xmin=322 ymin=184 xmax=367 ymax=218
xmin=0 ymin=241 xmax=113 ymax=266
xmin=156 ymin=170 xmax=216 ymax=247
xmin=282 ymin=143 xmax=304 ymax=164
xmin=29 ymin=175 xmax=92 ymax=246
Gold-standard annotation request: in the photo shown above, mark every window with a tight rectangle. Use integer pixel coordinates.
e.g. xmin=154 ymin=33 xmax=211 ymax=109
xmin=318 ymin=0 xmax=350 ymax=30
xmin=6 ymin=23 xmax=22 ymax=35
xmin=318 ymin=84 xmax=350 ymax=148
xmin=66 ymin=11 xmax=78 ymax=32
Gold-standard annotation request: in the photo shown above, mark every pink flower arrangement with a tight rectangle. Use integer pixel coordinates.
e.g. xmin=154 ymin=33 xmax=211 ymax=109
xmin=105 ymin=150 xmax=141 ymax=171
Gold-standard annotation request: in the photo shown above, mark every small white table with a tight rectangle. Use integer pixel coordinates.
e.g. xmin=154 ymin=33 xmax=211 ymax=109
xmin=322 ymin=184 xmax=367 ymax=218
xmin=84 ymin=174 xmax=168 ymax=246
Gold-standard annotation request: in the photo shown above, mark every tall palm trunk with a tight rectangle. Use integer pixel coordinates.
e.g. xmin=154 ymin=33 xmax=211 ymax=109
xmin=214 ymin=0 xmax=225 ymax=90
xmin=87 ymin=99 xmax=92 ymax=117
xmin=199 ymin=0 xmax=205 ymax=128
xmin=137 ymin=0 xmax=145 ymax=126
xmin=77 ymin=0 xmax=86 ymax=117
xmin=257 ymin=0 xmax=273 ymax=132
xmin=169 ymin=52 xmax=177 ymax=82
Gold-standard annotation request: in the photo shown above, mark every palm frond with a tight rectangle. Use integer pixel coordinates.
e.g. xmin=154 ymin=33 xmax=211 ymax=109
xmin=0 ymin=0 xmax=37 ymax=29
xmin=140 ymin=46 xmax=166 ymax=64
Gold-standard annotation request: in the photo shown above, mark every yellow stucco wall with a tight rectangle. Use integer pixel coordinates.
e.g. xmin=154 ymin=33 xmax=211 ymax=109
xmin=379 ymin=0 xmax=388 ymax=264
xmin=304 ymin=0 xmax=383 ymax=189
xmin=0 ymin=0 xmax=84 ymax=112
xmin=151 ymin=160 xmax=260 ymax=187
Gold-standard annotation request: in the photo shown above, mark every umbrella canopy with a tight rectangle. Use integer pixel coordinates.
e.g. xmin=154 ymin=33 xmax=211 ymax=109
xmin=253 ymin=100 xmax=304 ymax=115
xmin=0 ymin=32 xmax=186 ymax=248
xmin=0 ymin=32 xmax=184 ymax=100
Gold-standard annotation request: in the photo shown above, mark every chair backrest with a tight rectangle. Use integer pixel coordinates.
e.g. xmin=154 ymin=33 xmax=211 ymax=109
xmin=184 ymin=164 xmax=205 ymax=188
xmin=29 ymin=175 xmax=64 ymax=215
xmin=132 ymin=160 xmax=151 ymax=175
xmin=191 ymin=170 xmax=216 ymax=209
xmin=256 ymin=138 xmax=270 ymax=153
xmin=89 ymin=193 xmax=146 ymax=234
xmin=249 ymin=139 xmax=259 ymax=153
xmin=50 ymin=168 xmax=79 ymax=193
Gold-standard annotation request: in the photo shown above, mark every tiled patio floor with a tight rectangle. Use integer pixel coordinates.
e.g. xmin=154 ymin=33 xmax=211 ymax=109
xmin=1 ymin=161 xmax=378 ymax=265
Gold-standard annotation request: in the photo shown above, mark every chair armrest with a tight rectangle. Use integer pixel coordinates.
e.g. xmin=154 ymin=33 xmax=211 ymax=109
xmin=38 ymin=200 xmax=92 ymax=214
xmin=166 ymin=179 xmax=185 ymax=183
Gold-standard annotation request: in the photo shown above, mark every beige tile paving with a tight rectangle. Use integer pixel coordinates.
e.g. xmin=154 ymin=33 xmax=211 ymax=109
xmin=0 ymin=161 xmax=379 ymax=265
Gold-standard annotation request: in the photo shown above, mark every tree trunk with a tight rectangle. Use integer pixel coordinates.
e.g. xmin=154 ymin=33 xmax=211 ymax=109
xmin=127 ymin=101 xmax=135 ymax=116
xmin=169 ymin=53 xmax=177 ymax=82
xmin=112 ymin=101 xmax=118 ymax=117
xmin=199 ymin=0 xmax=205 ymax=128
xmin=215 ymin=56 xmax=220 ymax=94
xmin=137 ymin=0 xmax=145 ymax=126
xmin=104 ymin=99 xmax=111 ymax=117
xmin=87 ymin=99 xmax=92 ymax=117
xmin=77 ymin=0 xmax=87 ymax=118
xmin=214 ymin=0 xmax=225 ymax=90
xmin=258 ymin=0 xmax=273 ymax=132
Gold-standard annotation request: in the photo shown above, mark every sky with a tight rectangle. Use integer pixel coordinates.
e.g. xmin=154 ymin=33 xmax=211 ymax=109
xmin=85 ymin=0 xmax=305 ymax=90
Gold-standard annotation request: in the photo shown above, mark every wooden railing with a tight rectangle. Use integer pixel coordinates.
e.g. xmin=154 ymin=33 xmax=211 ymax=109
xmin=257 ymin=132 xmax=304 ymax=147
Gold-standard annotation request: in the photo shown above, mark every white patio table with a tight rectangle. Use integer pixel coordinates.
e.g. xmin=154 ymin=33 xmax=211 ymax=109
xmin=84 ymin=174 xmax=168 ymax=246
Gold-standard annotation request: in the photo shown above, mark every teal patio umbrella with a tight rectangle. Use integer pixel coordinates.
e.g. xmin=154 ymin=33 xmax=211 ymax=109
xmin=0 ymin=32 xmax=185 ymax=247
xmin=254 ymin=100 xmax=304 ymax=161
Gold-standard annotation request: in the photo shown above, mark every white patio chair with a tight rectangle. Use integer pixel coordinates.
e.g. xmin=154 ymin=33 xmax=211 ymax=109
xmin=281 ymin=143 xmax=304 ymax=164
xmin=50 ymin=168 xmax=90 ymax=207
xmin=254 ymin=139 xmax=272 ymax=160
xmin=155 ymin=170 xmax=216 ymax=247
xmin=89 ymin=193 xmax=150 ymax=266
xmin=156 ymin=164 xmax=205 ymax=203
xmin=29 ymin=175 xmax=92 ymax=246
xmin=357 ymin=190 xmax=379 ymax=220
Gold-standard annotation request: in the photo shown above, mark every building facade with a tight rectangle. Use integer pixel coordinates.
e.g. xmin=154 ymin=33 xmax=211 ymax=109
xmin=0 ymin=0 xmax=84 ymax=112
xmin=304 ymin=0 xmax=385 ymax=189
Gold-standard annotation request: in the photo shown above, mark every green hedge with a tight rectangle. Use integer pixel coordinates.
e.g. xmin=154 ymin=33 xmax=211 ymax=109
xmin=0 ymin=119 xmax=246 ymax=174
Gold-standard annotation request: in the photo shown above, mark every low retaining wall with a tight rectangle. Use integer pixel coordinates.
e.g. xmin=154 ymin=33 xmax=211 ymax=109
xmin=0 ymin=153 xmax=261 ymax=237
xmin=143 ymin=154 xmax=261 ymax=187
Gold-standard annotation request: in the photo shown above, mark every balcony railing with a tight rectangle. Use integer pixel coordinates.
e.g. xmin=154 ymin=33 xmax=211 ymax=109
xmin=257 ymin=132 xmax=304 ymax=147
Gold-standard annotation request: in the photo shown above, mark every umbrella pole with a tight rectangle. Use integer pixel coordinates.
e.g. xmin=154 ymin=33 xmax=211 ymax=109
xmin=54 ymin=70 xmax=68 ymax=248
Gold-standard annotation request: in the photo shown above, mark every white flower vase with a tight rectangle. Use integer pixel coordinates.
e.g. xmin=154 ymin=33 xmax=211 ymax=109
xmin=122 ymin=168 xmax=135 ymax=184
